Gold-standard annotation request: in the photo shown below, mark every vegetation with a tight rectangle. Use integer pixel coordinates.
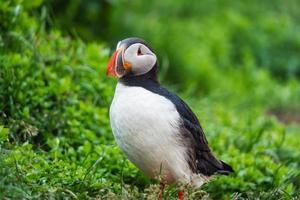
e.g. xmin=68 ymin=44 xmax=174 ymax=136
xmin=1 ymin=0 xmax=300 ymax=199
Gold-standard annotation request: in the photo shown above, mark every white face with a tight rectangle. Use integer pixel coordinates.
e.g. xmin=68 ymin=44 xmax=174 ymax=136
xmin=122 ymin=43 xmax=157 ymax=76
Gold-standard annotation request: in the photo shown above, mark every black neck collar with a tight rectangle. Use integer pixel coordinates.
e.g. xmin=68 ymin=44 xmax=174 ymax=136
xmin=120 ymin=64 xmax=159 ymax=87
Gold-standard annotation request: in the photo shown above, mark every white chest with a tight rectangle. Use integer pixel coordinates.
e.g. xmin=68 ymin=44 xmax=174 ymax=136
xmin=109 ymin=83 xmax=191 ymax=182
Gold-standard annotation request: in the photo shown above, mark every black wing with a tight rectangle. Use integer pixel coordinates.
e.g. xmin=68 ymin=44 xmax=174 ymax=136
xmin=172 ymin=95 xmax=234 ymax=176
xmin=145 ymin=84 xmax=233 ymax=176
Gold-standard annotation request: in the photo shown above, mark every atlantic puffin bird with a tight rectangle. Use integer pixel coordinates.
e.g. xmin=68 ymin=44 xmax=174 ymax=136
xmin=107 ymin=37 xmax=233 ymax=199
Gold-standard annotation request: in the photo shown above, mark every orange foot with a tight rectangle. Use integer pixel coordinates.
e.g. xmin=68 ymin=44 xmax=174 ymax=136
xmin=178 ymin=191 xmax=184 ymax=200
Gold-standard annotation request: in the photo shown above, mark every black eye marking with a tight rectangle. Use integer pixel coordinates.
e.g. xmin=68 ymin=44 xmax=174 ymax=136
xmin=137 ymin=46 xmax=143 ymax=55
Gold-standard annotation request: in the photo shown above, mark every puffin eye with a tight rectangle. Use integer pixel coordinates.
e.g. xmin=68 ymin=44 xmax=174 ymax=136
xmin=137 ymin=47 xmax=143 ymax=55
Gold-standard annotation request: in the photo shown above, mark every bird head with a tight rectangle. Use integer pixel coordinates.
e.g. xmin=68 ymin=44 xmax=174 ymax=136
xmin=106 ymin=38 xmax=157 ymax=78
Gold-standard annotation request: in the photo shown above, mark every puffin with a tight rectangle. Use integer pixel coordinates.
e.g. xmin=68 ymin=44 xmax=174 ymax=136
xmin=107 ymin=37 xmax=233 ymax=200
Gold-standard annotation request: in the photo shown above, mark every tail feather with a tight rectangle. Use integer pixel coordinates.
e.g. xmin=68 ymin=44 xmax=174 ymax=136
xmin=196 ymin=152 xmax=234 ymax=176
xmin=217 ymin=160 xmax=234 ymax=175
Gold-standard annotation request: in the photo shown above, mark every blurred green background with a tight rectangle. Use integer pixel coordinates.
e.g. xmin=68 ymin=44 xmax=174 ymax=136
xmin=1 ymin=0 xmax=300 ymax=199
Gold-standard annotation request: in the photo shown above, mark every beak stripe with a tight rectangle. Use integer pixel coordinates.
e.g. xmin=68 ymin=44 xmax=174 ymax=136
xmin=106 ymin=49 xmax=120 ymax=76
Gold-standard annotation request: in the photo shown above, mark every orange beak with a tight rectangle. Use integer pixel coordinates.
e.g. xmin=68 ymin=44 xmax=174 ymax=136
xmin=106 ymin=49 xmax=121 ymax=77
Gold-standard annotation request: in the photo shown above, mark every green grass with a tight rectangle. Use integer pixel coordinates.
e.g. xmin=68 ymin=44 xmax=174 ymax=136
xmin=1 ymin=0 xmax=300 ymax=199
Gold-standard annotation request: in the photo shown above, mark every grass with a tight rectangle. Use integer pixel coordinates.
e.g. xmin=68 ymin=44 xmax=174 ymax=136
xmin=1 ymin=0 xmax=300 ymax=199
